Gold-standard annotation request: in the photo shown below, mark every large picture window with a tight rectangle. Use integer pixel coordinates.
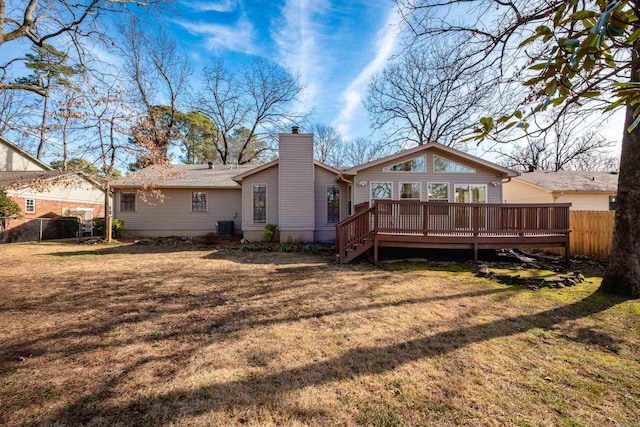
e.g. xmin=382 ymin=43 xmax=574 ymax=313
xmin=253 ymin=184 xmax=267 ymax=223
xmin=192 ymin=192 xmax=207 ymax=212
xmin=434 ymin=155 xmax=475 ymax=173
xmin=120 ymin=193 xmax=136 ymax=212
xmin=370 ymin=182 xmax=392 ymax=202
xmin=427 ymin=183 xmax=449 ymax=202
xmin=383 ymin=156 xmax=426 ymax=172
xmin=400 ymin=183 xmax=421 ymax=199
xmin=327 ymin=185 xmax=340 ymax=223
xmin=454 ymin=184 xmax=487 ymax=203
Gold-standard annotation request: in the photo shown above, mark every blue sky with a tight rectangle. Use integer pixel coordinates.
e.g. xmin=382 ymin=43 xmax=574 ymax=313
xmin=167 ymin=0 xmax=402 ymax=139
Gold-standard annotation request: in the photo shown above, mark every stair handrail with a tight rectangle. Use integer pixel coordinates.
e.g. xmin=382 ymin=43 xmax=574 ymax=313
xmin=336 ymin=206 xmax=375 ymax=260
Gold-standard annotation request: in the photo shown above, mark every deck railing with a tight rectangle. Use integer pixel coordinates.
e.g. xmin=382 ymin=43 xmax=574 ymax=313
xmin=374 ymin=200 xmax=571 ymax=236
xmin=336 ymin=200 xmax=571 ymax=263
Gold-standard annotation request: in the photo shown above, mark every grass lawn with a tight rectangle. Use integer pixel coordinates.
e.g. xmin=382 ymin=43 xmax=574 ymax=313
xmin=0 ymin=241 xmax=638 ymax=426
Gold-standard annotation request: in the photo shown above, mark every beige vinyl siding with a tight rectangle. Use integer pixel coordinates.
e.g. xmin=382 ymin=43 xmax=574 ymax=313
xmin=241 ymin=165 xmax=279 ymax=232
xmin=555 ymin=192 xmax=613 ymax=211
xmin=0 ymin=142 xmax=48 ymax=171
xmin=352 ymin=150 xmax=504 ymax=205
xmin=115 ymin=188 xmax=242 ymax=237
xmin=503 ymin=179 xmax=554 ymax=204
xmin=7 ymin=176 xmax=105 ymax=205
xmin=278 ymin=134 xmax=315 ymax=230
xmin=313 ymin=165 xmax=340 ymax=241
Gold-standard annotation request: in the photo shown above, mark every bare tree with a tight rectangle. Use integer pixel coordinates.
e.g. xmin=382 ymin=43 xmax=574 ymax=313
xmin=365 ymin=40 xmax=499 ymax=148
xmin=194 ymin=58 xmax=307 ymax=164
xmin=339 ymin=137 xmax=391 ymax=168
xmin=310 ymin=123 xmax=342 ymax=165
xmin=119 ymin=20 xmax=191 ymax=164
xmin=0 ymin=0 xmax=166 ymax=96
xmin=496 ymin=117 xmax=619 ymax=171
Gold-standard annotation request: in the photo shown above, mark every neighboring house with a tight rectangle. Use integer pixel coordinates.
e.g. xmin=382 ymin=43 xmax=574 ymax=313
xmin=0 ymin=136 xmax=106 ymax=240
xmin=112 ymin=129 xmax=519 ymax=242
xmin=503 ymin=170 xmax=619 ymax=210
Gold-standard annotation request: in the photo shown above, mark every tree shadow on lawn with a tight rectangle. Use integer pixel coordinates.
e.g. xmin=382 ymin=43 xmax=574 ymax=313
xmin=44 ymin=290 xmax=626 ymax=426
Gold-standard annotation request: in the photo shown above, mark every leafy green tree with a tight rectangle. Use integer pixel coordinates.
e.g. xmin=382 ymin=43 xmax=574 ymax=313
xmin=397 ymin=0 xmax=639 ymax=297
xmin=175 ymin=111 xmax=219 ymax=164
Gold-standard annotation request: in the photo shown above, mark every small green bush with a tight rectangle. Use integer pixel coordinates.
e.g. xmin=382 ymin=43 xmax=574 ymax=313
xmin=93 ymin=218 xmax=125 ymax=239
xmin=262 ymin=223 xmax=277 ymax=242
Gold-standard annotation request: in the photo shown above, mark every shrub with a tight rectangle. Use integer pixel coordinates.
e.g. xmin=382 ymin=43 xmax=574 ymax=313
xmin=262 ymin=223 xmax=277 ymax=242
xmin=93 ymin=218 xmax=125 ymax=239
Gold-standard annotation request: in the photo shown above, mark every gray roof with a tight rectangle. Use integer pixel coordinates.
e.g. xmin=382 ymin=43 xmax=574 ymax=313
xmin=515 ymin=170 xmax=619 ymax=192
xmin=0 ymin=170 xmax=74 ymax=188
xmin=112 ymin=164 xmax=257 ymax=189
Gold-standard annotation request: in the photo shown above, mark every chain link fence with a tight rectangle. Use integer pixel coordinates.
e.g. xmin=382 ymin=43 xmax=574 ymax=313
xmin=0 ymin=216 xmax=81 ymax=243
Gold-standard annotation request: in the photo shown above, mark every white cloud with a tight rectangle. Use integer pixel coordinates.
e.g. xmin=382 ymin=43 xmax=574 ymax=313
xmin=174 ymin=15 xmax=255 ymax=54
xmin=180 ymin=0 xmax=238 ymax=12
xmin=272 ymin=0 xmax=331 ymax=108
xmin=332 ymin=6 xmax=401 ymax=138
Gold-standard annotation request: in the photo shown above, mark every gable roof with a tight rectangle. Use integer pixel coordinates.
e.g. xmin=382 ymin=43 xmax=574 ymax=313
xmin=232 ymin=160 xmax=340 ymax=182
xmin=341 ymin=142 xmax=519 ymax=178
xmin=0 ymin=135 xmax=52 ymax=171
xmin=514 ymin=170 xmax=619 ymax=193
xmin=0 ymin=170 xmax=104 ymax=192
xmin=112 ymin=164 xmax=256 ymax=189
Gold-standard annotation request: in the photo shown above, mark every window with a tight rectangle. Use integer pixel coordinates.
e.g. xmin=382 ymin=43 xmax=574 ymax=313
xmin=454 ymin=184 xmax=487 ymax=203
xmin=370 ymin=182 xmax=392 ymax=202
xmin=383 ymin=156 xmax=426 ymax=172
xmin=609 ymin=195 xmax=617 ymax=211
xmin=192 ymin=192 xmax=207 ymax=212
xmin=400 ymin=183 xmax=421 ymax=199
xmin=120 ymin=192 xmax=136 ymax=212
xmin=427 ymin=183 xmax=449 ymax=201
xmin=25 ymin=199 xmax=35 ymax=213
xmin=327 ymin=185 xmax=340 ymax=223
xmin=434 ymin=155 xmax=475 ymax=173
xmin=253 ymin=184 xmax=266 ymax=223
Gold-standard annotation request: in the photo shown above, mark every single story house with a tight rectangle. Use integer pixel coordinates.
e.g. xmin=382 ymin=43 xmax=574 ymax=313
xmin=113 ymin=129 xmax=520 ymax=242
xmin=503 ymin=170 xmax=618 ymax=210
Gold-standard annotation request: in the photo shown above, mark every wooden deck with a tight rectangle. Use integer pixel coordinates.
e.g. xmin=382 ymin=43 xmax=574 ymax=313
xmin=336 ymin=200 xmax=571 ymax=264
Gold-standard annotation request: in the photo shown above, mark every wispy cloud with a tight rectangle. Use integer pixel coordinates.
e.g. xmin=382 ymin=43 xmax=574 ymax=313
xmin=174 ymin=14 xmax=255 ymax=54
xmin=272 ymin=0 xmax=331 ymax=108
xmin=180 ymin=0 xmax=238 ymax=13
xmin=332 ymin=6 xmax=402 ymax=138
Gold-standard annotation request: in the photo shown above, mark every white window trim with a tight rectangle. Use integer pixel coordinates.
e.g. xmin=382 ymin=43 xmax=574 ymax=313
xmin=191 ymin=191 xmax=208 ymax=213
xmin=327 ymin=184 xmax=340 ymax=224
xmin=433 ymin=155 xmax=476 ymax=174
xmin=454 ymin=184 xmax=488 ymax=203
xmin=382 ymin=155 xmax=426 ymax=173
xmin=427 ymin=182 xmax=450 ymax=202
xmin=370 ymin=182 xmax=393 ymax=205
xmin=399 ymin=182 xmax=422 ymax=200
xmin=252 ymin=183 xmax=268 ymax=224
xmin=119 ymin=192 xmax=137 ymax=213
xmin=25 ymin=198 xmax=36 ymax=214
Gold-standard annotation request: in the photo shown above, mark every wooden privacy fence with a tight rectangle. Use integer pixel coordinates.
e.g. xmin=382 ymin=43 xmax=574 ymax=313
xmin=570 ymin=210 xmax=615 ymax=259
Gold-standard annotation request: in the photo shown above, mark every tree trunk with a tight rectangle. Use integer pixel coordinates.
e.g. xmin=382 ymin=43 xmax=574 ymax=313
xmin=600 ymin=41 xmax=640 ymax=298
xmin=104 ymin=184 xmax=113 ymax=243
xmin=37 ymin=87 xmax=50 ymax=159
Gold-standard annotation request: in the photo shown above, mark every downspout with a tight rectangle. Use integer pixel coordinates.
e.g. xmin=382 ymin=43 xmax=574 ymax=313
xmin=337 ymin=171 xmax=354 ymax=216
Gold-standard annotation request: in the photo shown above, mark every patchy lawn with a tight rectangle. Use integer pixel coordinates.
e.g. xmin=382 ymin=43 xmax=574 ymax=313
xmin=0 ymin=242 xmax=638 ymax=427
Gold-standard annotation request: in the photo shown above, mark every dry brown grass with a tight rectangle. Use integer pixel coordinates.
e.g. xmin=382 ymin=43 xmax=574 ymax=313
xmin=0 ymin=241 xmax=638 ymax=427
